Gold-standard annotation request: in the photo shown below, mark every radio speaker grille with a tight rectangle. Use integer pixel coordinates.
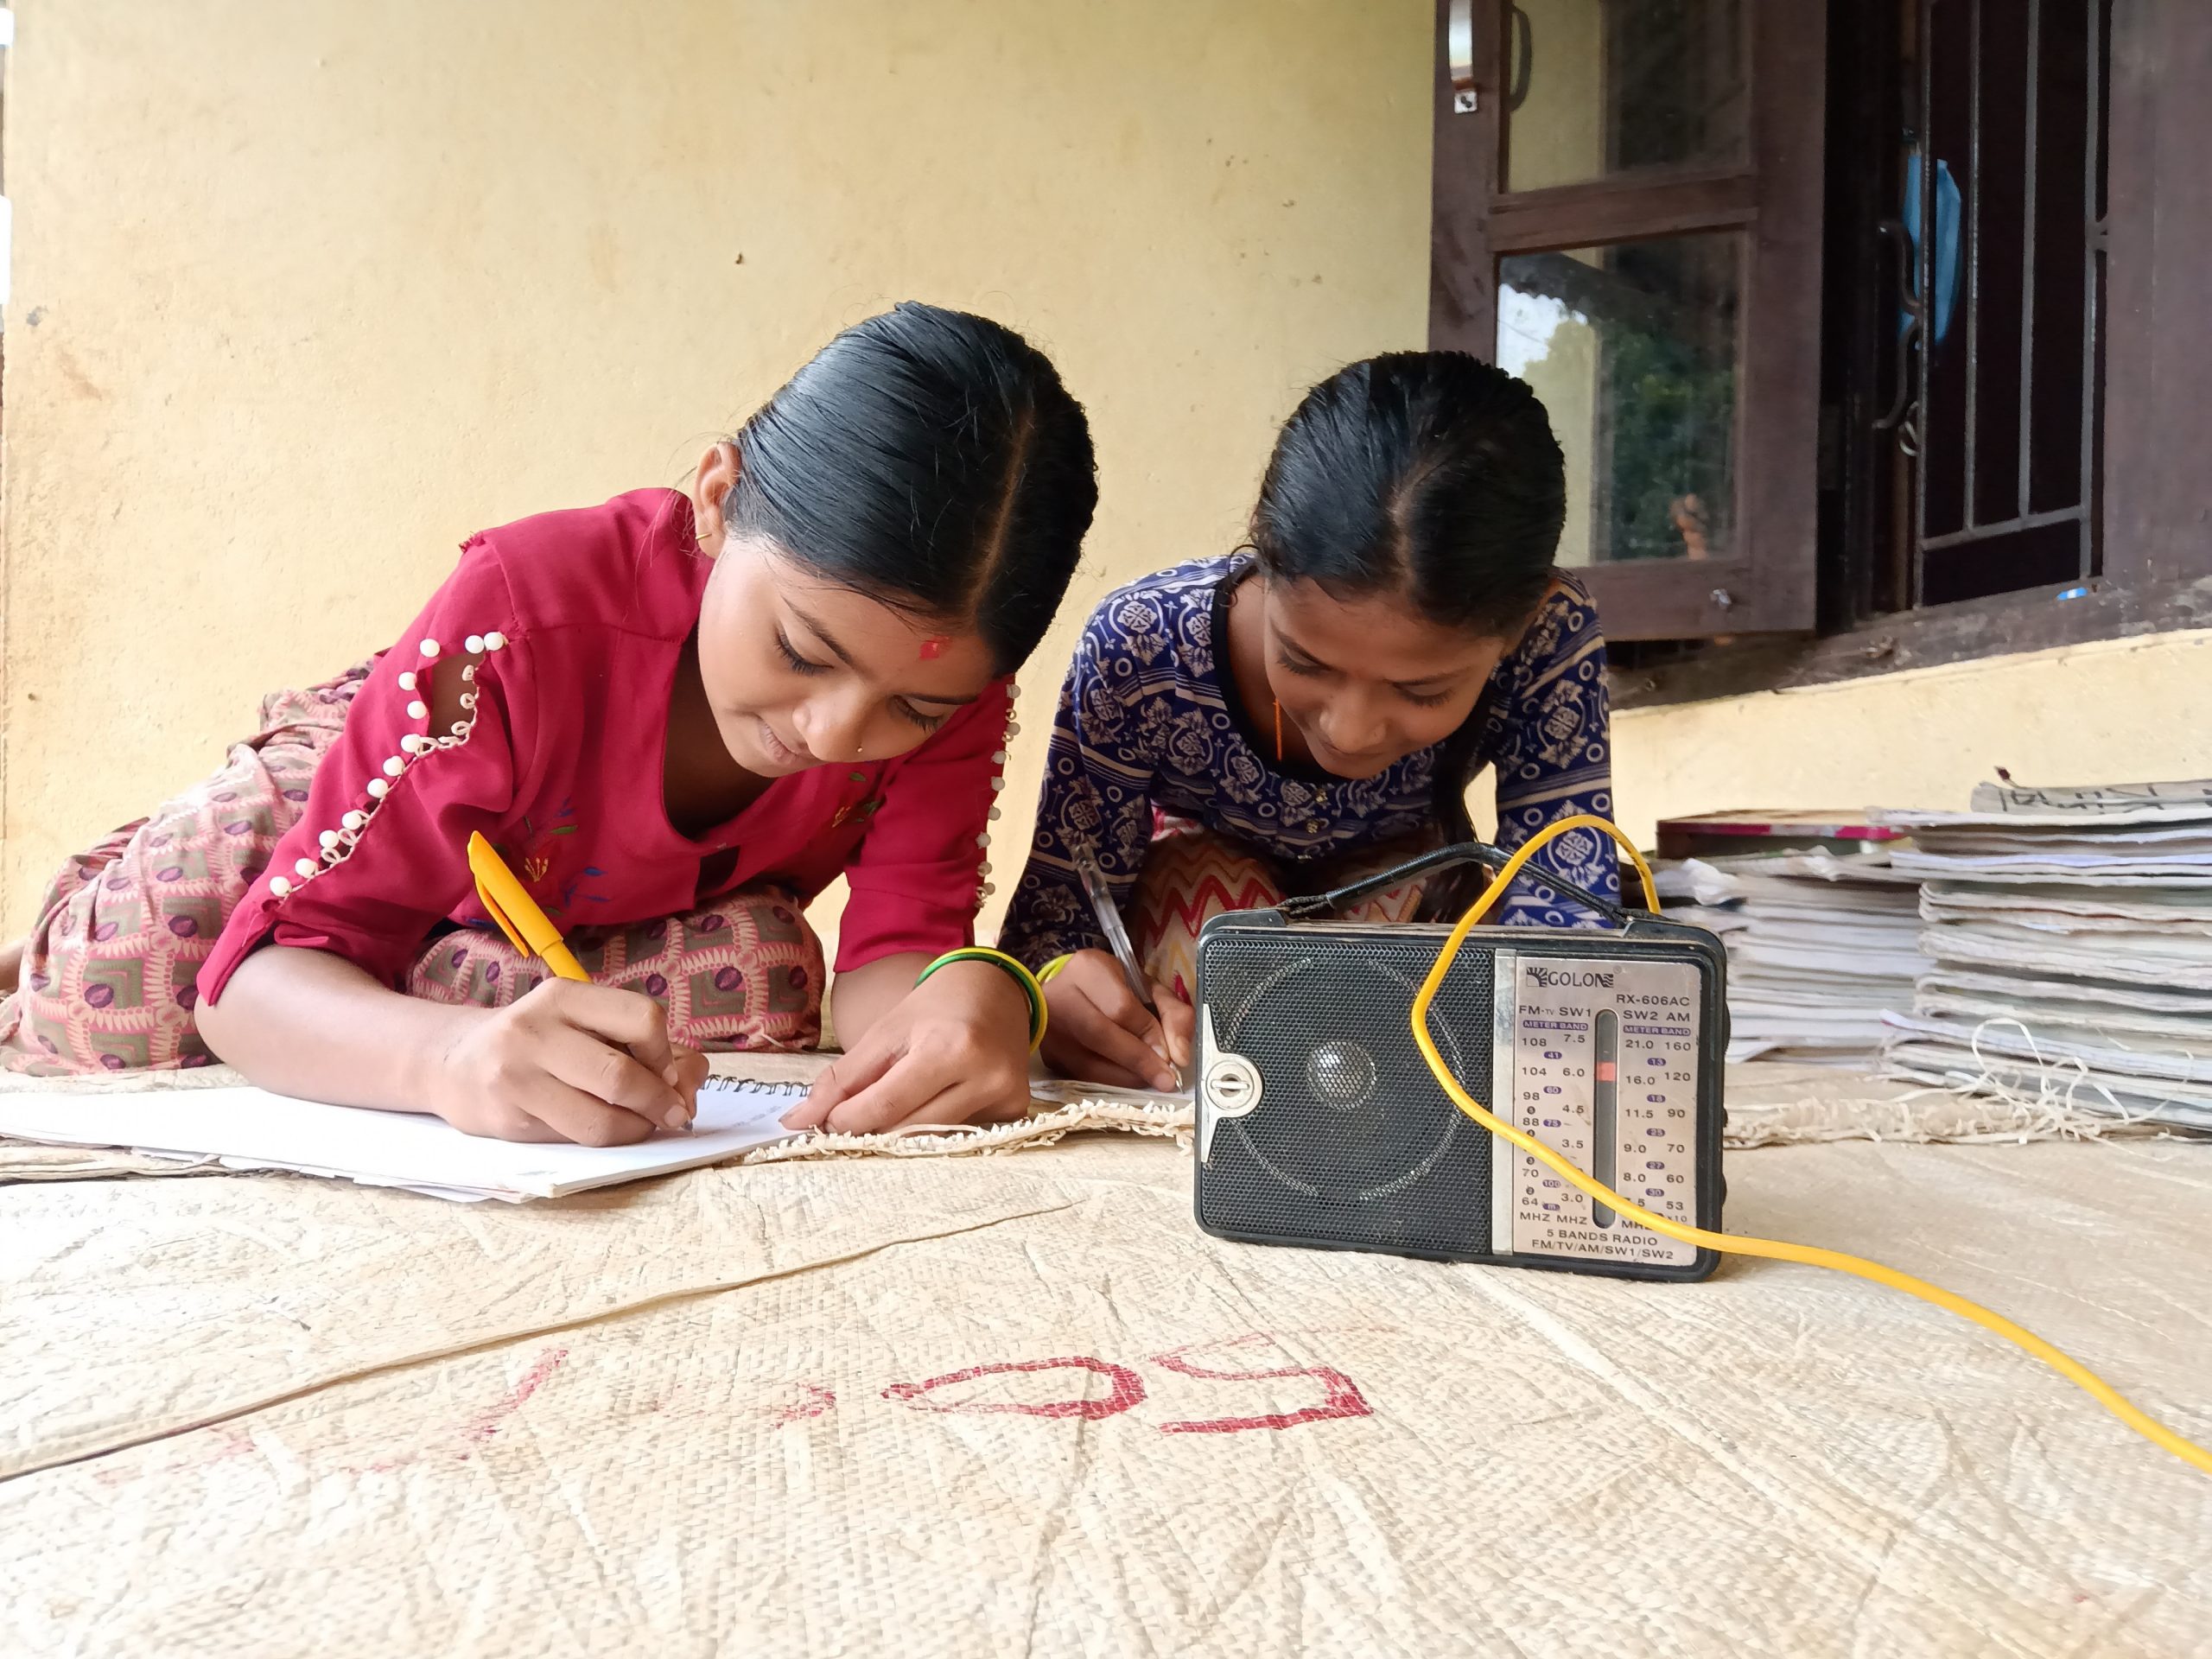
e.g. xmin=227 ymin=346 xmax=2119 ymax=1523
xmin=1197 ymin=930 xmax=1497 ymax=1259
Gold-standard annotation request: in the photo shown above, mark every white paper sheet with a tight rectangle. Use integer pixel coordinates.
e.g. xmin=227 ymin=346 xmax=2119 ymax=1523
xmin=1967 ymin=778 xmax=2212 ymax=815
xmin=1922 ymin=882 xmax=2212 ymax=925
xmin=1889 ymin=853 xmax=2212 ymax=883
xmin=1881 ymin=1020 xmax=2212 ymax=1131
xmin=1920 ymin=965 xmax=2212 ymax=1015
xmin=0 ymin=1077 xmax=804 ymax=1202
xmin=1914 ymin=984 xmax=2212 ymax=1049
xmin=1918 ymin=924 xmax=2212 ymax=991
xmin=1665 ymin=852 xmax=1922 ymax=906
xmin=1880 ymin=779 xmax=2212 ymax=830
xmin=1657 ymin=849 xmax=1928 ymax=1066
xmin=1885 ymin=1010 xmax=2212 ymax=1086
xmin=1910 ymin=831 xmax=2212 ymax=855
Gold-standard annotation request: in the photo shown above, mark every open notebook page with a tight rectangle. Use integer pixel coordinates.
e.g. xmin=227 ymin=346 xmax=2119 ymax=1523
xmin=0 ymin=1076 xmax=804 ymax=1202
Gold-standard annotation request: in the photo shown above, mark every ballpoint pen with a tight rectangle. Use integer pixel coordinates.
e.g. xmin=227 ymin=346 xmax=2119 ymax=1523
xmin=1072 ymin=842 xmax=1185 ymax=1092
xmin=466 ymin=831 xmax=589 ymax=982
xmin=467 ymin=832 xmax=689 ymax=1131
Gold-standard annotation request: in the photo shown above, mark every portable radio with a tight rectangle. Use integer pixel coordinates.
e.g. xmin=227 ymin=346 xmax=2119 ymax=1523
xmin=1192 ymin=842 xmax=1728 ymax=1282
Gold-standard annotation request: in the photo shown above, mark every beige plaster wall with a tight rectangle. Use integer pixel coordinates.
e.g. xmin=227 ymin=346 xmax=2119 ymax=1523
xmin=1608 ymin=629 xmax=2212 ymax=848
xmin=0 ymin=0 xmax=1435 ymax=958
xmin=6 ymin=1 xmax=2195 ymax=963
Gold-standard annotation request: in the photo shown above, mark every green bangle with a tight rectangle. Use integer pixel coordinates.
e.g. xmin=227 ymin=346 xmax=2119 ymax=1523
xmin=915 ymin=947 xmax=1048 ymax=1052
xmin=1037 ymin=953 xmax=1077 ymax=985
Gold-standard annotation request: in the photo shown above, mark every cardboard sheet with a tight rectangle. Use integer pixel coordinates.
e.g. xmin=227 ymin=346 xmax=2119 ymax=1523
xmin=4 ymin=1122 xmax=2209 ymax=1655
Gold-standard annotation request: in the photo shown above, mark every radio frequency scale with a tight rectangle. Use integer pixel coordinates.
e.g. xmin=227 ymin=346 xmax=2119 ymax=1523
xmin=1496 ymin=952 xmax=1704 ymax=1272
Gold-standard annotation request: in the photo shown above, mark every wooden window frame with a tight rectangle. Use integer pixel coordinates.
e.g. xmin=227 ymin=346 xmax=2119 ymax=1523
xmin=1433 ymin=0 xmax=2212 ymax=709
xmin=1430 ymin=0 xmax=1829 ymax=641
xmin=1616 ymin=0 xmax=2212 ymax=708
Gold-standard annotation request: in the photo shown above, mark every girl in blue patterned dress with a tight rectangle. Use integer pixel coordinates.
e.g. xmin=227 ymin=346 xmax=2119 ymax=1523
xmin=998 ymin=353 xmax=1618 ymax=1092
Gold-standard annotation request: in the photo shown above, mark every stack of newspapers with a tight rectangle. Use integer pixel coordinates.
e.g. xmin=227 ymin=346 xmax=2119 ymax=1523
xmin=1877 ymin=779 xmax=2212 ymax=1130
xmin=1656 ymin=849 xmax=1927 ymax=1067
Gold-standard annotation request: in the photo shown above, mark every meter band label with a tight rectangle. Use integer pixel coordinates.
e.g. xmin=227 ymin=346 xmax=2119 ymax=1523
xmin=1499 ymin=956 xmax=1700 ymax=1268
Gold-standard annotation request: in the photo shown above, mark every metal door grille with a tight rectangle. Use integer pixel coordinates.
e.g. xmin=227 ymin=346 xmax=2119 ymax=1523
xmin=1880 ymin=0 xmax=2110 ymax=607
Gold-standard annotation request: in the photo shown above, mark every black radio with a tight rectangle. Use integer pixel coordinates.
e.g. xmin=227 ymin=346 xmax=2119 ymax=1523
xmin=1192 ymin=842 xmax=1728 ymax=1282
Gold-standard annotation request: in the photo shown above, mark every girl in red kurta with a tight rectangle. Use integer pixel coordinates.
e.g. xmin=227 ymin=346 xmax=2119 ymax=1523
xmin=0 ymin=304 xmax=1097 ymax=1144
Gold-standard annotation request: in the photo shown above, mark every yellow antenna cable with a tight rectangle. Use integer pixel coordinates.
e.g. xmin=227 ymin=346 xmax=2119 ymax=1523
xmin=1410 ymin=813 xmax=2211 ymax=1479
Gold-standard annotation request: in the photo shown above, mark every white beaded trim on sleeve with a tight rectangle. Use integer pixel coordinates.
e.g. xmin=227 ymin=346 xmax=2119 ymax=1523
xmin=971 ymin=683 xmax=1020 ymax=907
xmin=265 ymin=631 xmax=508 ymax=901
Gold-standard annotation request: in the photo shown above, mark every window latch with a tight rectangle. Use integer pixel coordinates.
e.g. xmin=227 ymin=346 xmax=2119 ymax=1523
xmin=1449 ymin=0 xmax=1478 ymax=112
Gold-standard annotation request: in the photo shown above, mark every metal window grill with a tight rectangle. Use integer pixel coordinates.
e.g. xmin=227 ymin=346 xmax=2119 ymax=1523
xmin=1878 ymin=0 xmax=2110 ymax=608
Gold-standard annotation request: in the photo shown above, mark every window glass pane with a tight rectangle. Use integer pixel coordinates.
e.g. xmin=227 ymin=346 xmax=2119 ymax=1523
xmin=1498 ymin=235 xmax=1741 ymax=565
xmin=1505 ymin=0 xmax=1748 ymax=193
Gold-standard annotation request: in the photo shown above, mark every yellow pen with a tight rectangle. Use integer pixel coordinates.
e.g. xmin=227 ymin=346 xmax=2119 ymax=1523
xmin=467 ymin=831 xmax=691 ymax=1134
xmin=466 ymin=831 xmax=589 ymax=982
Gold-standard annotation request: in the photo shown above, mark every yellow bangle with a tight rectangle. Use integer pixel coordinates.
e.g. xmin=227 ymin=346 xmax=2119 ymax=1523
xmin=1037 ymin=954 xmax=1077 ymax=985
xmin=914 ymin=946 xmax=1048 ymax=1052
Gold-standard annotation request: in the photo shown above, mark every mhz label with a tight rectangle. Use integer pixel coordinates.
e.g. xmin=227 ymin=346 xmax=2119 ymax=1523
xmin=1503 ymin=956 xmax=1700 ymax=1268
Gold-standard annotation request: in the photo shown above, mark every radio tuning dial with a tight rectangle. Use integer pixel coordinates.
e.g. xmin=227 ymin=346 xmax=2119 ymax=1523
xmin=1204 ymin=1052 xmax=1263 ymax=1116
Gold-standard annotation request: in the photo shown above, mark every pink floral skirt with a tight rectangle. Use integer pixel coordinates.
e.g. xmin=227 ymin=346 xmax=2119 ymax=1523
xmin=1128 ymin=814 xmax=1441 ymax=1006
xmin=0 ymin=666 xmax=822 ymax=1076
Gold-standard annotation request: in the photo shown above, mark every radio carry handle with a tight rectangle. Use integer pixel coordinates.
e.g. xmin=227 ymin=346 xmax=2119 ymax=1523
xmin=1273 ymin=837 xmax=1639 ymax=929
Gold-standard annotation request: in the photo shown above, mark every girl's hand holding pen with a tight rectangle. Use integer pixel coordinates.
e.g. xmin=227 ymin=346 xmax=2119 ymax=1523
xmin=454 ymin=832 xmax=709 ymax=1143
xmin=1037 ymin=949 xmax=1192 ymax=1093
xmin=433 ymin=981 xmax=709 ymax=1145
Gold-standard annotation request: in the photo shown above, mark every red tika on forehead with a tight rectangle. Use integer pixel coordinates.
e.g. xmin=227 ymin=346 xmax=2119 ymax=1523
xmin=918 ymin=636 xmax=949 ymax=660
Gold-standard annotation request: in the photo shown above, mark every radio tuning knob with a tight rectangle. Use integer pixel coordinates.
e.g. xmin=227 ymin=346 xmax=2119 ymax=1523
xmin=1203 ymin=1052 xmax=1263 ymax=1116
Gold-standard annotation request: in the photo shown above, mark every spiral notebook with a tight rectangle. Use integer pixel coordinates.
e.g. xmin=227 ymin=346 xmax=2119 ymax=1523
xmin=0 ymin=1077 xmax=805 ymax=1202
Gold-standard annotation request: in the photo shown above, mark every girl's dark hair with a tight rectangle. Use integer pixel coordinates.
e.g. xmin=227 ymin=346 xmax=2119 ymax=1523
xmin=728 ymin=302 xmax=1097 ymax=673
xmin=1251 ymin=353 xmax=1570 ymax=921
xmin=1249 ymin=351 xmax=1565 ymax=637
